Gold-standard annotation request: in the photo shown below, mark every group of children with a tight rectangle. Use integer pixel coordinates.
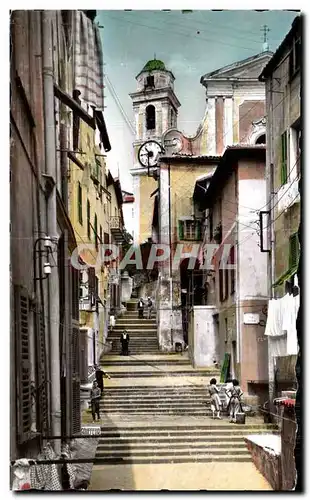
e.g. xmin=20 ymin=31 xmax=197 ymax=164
xmin=208 ymin=377 xmax=243 ymax=423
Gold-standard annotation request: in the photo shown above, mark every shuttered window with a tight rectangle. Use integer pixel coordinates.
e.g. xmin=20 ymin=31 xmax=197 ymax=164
xmin=281 ymin=131 xmax=288 ymax=185
xmin=289 ymin=232 xmax=300 ymax=269
xmin=94 ymin=214 xmax=98 ymax=250
xmin=87 ymin=200 xmax=91 ymax=240
xmin=178 ymin=220 xmax=202 ymax=240
xmin=219 ymin=269 xmax=224 ymax=302
xmin=78 ymin=182 xmax=83 ymax=224
xmin=230 ymin=246 xmax=235 ymax=295
xmin=36 ymin=308 xmax=48 ymax=433
xmin=15 ymin=286 xmax=32 ymax=443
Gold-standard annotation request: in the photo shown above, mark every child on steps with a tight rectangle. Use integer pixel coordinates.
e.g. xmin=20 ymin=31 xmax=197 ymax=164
xmin=208 ymin=378 xmax=222 ymax=420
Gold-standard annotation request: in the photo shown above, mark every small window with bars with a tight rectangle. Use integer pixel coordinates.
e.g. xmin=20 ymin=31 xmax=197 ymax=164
xmin=178 ymin=220 xmax=202 ymax=240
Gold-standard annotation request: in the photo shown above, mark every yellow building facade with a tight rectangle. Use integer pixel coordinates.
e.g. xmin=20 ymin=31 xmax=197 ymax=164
xmin=68 ymin=119 xmax=112 ymax=366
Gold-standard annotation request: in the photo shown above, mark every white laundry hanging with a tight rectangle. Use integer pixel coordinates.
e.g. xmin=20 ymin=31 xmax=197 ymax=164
xmin=264 ymin=299 xmax=285 ymax=337
xmin=282 ymin=293 xmax=299 ymax=355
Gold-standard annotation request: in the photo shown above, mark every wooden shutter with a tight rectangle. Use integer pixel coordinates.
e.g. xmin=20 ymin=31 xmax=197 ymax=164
xmin=88 ymin=267 xmax=96 ymax=307
xmin=36 ymin=308 xmax=48 ymax=433
xmin=178 ymin=221 xmax=184 ymax=240
xmin=78 ymin=182 xmax=83 ymax=224
xmin=196 ymin=221 xmax=202 ymax=240
xmin=219 ymin=269 xmax=224 ymax=302
xmin=289 ymin=233 xmax=299 ymax=269
xmin=15 ymin=286 xmax=32 ymax=443
xmin=281 ymin=132 xmax=288 ymax=185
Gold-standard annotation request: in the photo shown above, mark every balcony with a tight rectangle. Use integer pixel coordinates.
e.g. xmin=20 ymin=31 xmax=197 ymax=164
xmin=110 ymin=216 xmax=125 ymax=243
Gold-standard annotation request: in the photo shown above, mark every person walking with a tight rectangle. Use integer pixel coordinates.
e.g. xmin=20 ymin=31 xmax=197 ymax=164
xmin=90 ymin=381 xmax=101 ymax=423
xmin=147 ymin=296 xmax=153 ymax=319
xmin=208 ymin=378 xmax=222 ymax=419
xmin=138 ymin=297 xmax=144 ymax=319
xmin=226 ymin=379 xmax=243 ymax=423
xmin=95 ymin=365 xmax=111 ymax=395
xmin=120 ymin=330 xmax=130 ymax=355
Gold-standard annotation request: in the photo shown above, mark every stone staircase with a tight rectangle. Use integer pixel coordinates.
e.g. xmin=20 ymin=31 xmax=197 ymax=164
xmin=94 ymin=299 xmax=278 ymax=469
xmin=107 ymin=304 xmax=158 ymax=355
xmin=95 ymin=423 xmax=278 ymax=464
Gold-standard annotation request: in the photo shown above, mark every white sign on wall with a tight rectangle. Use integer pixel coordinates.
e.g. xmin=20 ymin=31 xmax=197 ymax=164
xmin=243 ymin=313 xmax=260 ymax=325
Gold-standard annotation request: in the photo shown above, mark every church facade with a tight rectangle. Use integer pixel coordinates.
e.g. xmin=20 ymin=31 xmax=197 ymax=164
xmin=129 ymin=51 xmax=273 ymax=353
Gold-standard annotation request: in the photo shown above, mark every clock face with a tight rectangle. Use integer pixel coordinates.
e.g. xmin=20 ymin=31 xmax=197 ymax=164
xmin=138 ymin=140 xmax=163 ymax=168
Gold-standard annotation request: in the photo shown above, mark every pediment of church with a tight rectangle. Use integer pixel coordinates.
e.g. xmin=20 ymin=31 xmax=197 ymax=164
xmin=201 ymin=52 xmax=273 ymax=82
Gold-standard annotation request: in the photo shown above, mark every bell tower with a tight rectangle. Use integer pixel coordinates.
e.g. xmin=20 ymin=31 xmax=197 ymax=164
xmin=130 ymin=59 xmax=181 ymax=169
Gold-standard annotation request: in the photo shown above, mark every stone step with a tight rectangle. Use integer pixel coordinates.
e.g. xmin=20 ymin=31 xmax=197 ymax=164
xmin=115 ymin=319 xmax=156 ymax=324
xmin=103 ymin=371 xmax=219 ymax=378
xmin=99 ymin=359 xmax=191 ymax=366
xmin=95 ymin=448 xmax=250 ymax=458
xmin=108 ymin=325 xmax=157 ymax=337
xmin=91 ymin=456 xmax=252 ymax=464
xmin=98 ymin=428 xmax=277 ymax=436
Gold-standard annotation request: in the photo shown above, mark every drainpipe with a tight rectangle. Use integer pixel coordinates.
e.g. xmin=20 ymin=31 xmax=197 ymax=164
xmin=42 ymin=10 xmax=61 ymax=454
xmin=266 ymin=77 xmax=276 ymax=404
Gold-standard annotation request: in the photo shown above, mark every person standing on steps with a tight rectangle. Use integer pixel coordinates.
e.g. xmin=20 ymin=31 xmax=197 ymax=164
xmin=95 ymin=365 xmax=111 ymax=395
xmin=90 ymin=381 xmax=101 ymax=423
xmin=208 ymin=378 xmax=222 ymax=419
xmin=120 ymin=329 xmax=130 ymax=355
xmin=147 ymin=296 xmax=153 ymax=319
xmin=138 ymin=297 xmax=144 ymax=319
xmin=226 ymin=379 xmax=243 ymax=423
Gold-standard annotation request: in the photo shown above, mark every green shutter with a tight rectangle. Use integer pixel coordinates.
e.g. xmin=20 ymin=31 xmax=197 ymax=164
xmin=281 ymin=132 xmax=288 ymax=185
xmin=94 ymin=214 xmax=98 ymax=248
xmin=289 ymin=233 xmax=299 ymax=269
xmin=87 ymin=200 xmax=91 ymax=239
xmin=196 ymin=221 xmax=202 ymax=240
xmin=179 ymin=220 xmax=184 ymax=240
xmin=78 ymin=183 xmax=83 ymax=224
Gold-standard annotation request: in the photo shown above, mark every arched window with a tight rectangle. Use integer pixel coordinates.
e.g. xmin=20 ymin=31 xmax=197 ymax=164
xmin=255 ymin=134 xmax=266 ymax=144
xmin=146 ymin=105 xmax=156 ymax=130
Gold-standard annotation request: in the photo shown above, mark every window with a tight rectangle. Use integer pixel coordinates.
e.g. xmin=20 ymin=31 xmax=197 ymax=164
xmin=224 ymin=268 xmax=229 ymax=300
xmin=94 ymin=214 xmax=98 ymax=250
xmin=87 ymin=200 xmax=91 ymax=240
xmin=230 ymin=246 xmax=235 ymax=295
xmin=289 ymin=232 xmax=300 ymax=269
xmin=15 ymin=286 xmax=32 ymax=443
xmin=219 ymin=269 xmax=224 ymax=302
xmin=255 ymin=134 xmax=266 ymax=144
xmin=145 ymin=75 xmax=154 ymax=88
xmin=281 ymin=131 xmax=288 ymax=185
xmin=170 ymin=109 xmax=175 ymax=128
xmin=146 ymin=105 xmax=156 ymax=130
xmin=178 ymin=220 xmax=202 ymax=240
xmin=289 ymin=35 xmax=301 ymax=80
xmin=209 ymin=209 xmax=213 ymax=241
xmin=79 ymin=272 xmax=84 ymax=299
xmin=78 ymin=182 xmax=83 ymax=224
xmin=100 ymin=225 xmax=103 ymax=245
xmin=290 ymin=125 xmax=301 ymax=177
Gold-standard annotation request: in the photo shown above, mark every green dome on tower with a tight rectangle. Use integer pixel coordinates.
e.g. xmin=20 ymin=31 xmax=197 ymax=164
xmin=142 ymin=59 xmax=166 ymax=72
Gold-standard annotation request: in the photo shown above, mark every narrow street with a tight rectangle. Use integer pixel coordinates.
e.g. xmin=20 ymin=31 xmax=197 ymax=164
xmin=88 ymin=302 xmax=273 ymax=490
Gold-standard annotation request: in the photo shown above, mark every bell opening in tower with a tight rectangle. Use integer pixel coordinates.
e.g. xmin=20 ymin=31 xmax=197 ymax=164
xmin=146 ymin=105 xmax=156 ymax=130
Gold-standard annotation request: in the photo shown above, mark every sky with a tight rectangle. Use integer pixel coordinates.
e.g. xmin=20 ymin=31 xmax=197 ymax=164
xmin=97 ymin=10 xmax=298 ymax=193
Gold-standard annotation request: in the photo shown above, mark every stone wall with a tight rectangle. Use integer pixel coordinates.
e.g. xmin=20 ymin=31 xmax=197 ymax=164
xmin=190 ymin=306 xmax=218 ymax=367
xmin=244 ymin=436 xmax=281 ymax=490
